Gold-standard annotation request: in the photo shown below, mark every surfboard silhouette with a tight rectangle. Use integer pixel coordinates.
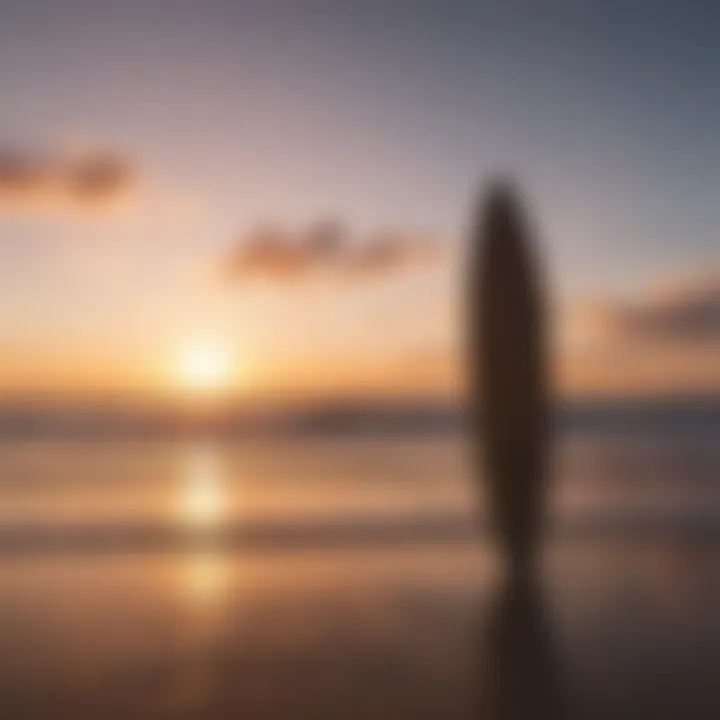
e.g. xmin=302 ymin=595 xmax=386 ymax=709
xmin=469 ymin=181 xmax=549 ymax=572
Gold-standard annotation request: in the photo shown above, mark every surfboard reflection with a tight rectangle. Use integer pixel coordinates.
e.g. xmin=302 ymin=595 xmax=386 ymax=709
xmin=476 ymin=573 xmax=565 ymax=720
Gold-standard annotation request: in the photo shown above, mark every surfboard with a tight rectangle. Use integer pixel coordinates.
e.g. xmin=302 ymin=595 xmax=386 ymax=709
xmin=469 ymin=181 xmax=549 ymax=571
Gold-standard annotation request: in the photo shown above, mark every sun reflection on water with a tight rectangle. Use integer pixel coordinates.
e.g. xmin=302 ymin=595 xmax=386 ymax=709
xmin=180 ymin=444 xmax=224 ymax=529
xmin=167 ymin=444 xmax=235 ymax=712
xmin=184 ymin=552 xmax=230 ymax=607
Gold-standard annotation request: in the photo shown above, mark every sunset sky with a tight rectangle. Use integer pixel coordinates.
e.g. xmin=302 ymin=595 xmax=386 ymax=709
xmin=1 ymin=0 xmax=719 ymax=401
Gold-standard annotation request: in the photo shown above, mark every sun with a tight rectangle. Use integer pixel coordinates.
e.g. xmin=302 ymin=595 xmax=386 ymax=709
xmin=177 ymin=343 xmax=233 ymax=391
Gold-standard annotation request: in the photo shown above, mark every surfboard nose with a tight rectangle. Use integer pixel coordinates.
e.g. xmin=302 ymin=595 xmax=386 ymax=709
xmin=478 ymin=181 xmax=535 ymax=267
xmin=483 ymin=180 xmax=521 ymax=227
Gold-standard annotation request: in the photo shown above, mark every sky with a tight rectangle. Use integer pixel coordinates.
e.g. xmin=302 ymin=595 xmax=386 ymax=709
xmin=0 ymin=0 xmax=719 ymax=402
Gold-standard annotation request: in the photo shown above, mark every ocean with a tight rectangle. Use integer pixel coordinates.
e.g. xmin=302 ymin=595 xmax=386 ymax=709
xmin=0 ymin=423 xmax=717 ymax=718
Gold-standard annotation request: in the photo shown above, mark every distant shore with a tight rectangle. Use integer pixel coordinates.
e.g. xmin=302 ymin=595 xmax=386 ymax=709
xmin=0 ymin=395 xmax=717 ymax=440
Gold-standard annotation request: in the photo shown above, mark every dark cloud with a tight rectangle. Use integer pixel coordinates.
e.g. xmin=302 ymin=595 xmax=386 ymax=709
xmin=0 ymin=148 xmax=135 ymax=211
xmin=222 ymin=220 xmax=443 ymax=283
xmin=597 ymin=271 xmax=720 ymax=344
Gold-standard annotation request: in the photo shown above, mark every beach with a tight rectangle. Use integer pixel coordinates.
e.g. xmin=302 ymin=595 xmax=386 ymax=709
xmin=0 ymin=428 xmax=717 ymax=719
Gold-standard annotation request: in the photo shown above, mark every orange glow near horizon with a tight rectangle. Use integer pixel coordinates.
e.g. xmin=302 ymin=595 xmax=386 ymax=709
xmin=1 ymin=329 xmax=718 ymax=403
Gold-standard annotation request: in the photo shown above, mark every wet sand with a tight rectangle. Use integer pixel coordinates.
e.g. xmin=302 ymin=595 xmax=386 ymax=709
xmin=0 ymin=538 xmax=716 ymax=719
xmin=0 ymin=436 xmax=717 ymax=719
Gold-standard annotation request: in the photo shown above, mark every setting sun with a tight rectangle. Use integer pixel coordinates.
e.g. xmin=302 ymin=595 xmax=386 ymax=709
xmin=177 ymin=344 xmax=233 ymax=391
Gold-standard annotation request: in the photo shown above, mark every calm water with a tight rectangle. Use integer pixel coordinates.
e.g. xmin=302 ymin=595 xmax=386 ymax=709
xmin=0 ymin=430 xmax=718 ymax=718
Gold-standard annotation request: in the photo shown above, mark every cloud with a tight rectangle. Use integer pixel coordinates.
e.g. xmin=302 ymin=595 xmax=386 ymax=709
xmin=222 ymin=219 xmax=444 ymax=283
xmin=558 ymin=269 xmax=720 ymax=396
xmin=592 ymin=270 xmax=720 ymax=345
xmin=0 ymin=147 xmax=136 ymax=212
xmin=346 ymin=233 xmax=442 ymax=277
